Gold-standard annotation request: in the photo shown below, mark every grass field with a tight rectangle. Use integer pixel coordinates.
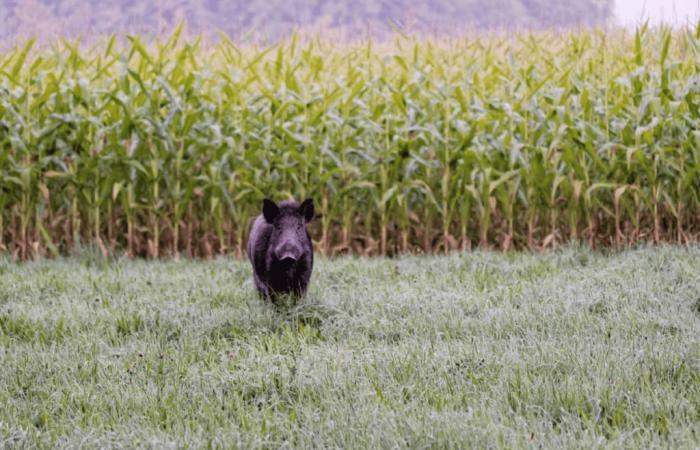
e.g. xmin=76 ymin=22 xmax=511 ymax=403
xmin=1 ymin=246 xmax=699 ymax=448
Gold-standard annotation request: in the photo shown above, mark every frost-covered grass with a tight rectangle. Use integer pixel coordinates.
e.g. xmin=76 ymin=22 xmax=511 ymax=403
xmin=1 ymin=246 xmax=699 ymax=448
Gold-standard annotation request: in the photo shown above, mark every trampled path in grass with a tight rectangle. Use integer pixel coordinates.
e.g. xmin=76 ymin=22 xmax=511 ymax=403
xmin=1 ymin=247 xmax=699 ymax=448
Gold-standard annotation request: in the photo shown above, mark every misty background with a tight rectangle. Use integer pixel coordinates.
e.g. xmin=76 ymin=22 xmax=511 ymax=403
xmin=0 ymin=0 xmax=699 ymax=42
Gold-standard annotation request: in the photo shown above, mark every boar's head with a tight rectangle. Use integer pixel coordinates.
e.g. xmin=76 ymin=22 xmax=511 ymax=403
xmin=263 ymin=198 xmax=314 ymax=267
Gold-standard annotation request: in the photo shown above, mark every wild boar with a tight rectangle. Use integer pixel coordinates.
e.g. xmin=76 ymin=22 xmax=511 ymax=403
xmin=247 ymin=198 xmax=314 ymax=299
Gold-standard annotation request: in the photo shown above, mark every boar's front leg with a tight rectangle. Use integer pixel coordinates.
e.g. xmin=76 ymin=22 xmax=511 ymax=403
xmin=252 ymin=272 xmax=270 ymax=299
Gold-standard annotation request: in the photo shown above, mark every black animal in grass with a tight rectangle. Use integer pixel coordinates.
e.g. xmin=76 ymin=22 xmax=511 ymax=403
xmin=247 ymin=198 xmax=315 ymax=300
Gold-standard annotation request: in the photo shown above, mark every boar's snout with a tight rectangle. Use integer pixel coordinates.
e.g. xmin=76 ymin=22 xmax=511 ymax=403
xmin=280 ymin=255 xmax=298 ymax=265
xmin=275 ymin=242 xmax=303 ymax=264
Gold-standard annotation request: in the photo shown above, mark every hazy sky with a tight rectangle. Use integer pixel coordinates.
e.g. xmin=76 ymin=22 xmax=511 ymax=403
xmin=615 ymin=0 xmax=700 ymax=26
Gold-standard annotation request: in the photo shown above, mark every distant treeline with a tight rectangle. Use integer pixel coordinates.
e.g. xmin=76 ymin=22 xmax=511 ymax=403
xmin=0 ymin=0 xmax=614 ymax=42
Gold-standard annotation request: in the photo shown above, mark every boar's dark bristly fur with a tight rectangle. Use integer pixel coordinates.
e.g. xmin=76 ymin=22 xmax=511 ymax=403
xmin=247 ymin=198 xmax=314 ymax=299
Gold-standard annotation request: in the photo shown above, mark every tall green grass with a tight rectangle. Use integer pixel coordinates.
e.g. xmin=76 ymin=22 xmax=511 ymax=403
xmin=1 ymin=24 xmax=699 ymax=258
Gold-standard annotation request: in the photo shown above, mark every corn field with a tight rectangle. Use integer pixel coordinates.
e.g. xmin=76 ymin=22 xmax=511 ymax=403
xmin=1 ymin=25 xmax=699 ymax=259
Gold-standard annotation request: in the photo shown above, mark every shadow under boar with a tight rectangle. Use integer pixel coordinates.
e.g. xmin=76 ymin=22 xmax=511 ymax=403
xmin=247 ymin=198 xmax=314 ymax=299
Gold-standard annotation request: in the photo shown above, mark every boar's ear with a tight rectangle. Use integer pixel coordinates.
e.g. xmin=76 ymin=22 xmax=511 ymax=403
xmin=263 ymin=198 xmax=280 ymax=223
xmin=299 ymin=198 xmax=314 ymax=222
